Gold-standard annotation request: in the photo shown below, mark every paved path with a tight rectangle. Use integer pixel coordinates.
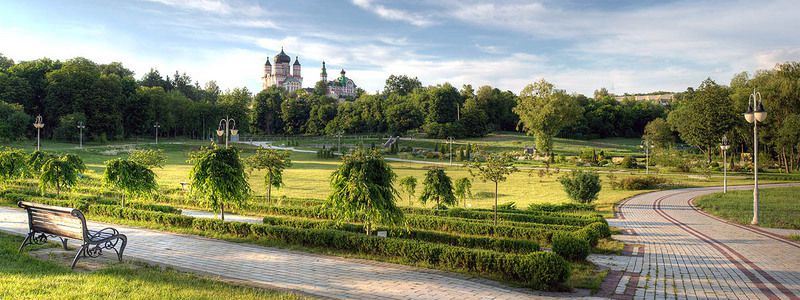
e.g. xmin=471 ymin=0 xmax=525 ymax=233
xmin=0 ymin=206 xmax=579 ymax=300
xmin=592 ymin=184 xmax=800 ymax=300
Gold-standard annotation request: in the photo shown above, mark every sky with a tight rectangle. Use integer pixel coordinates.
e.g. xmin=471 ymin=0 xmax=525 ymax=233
xmin=1 ymin=0 xmax=798 ymax=96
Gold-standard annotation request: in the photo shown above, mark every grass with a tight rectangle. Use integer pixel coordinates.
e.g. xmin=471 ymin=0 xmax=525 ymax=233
xmin=0 ymin=232 xmax=308 ymax=300
xmin=7 ymin=138 xmax=794 ymax=219
xmin=694 ymin=186 xmax=800 ymax=229
xmin=592 ymin=238 xmax=625 ymax=255
xmin=789 ymin=234 xmax=800 ymax=241
xmin=566 ymin=261 xmax=608 ymax=293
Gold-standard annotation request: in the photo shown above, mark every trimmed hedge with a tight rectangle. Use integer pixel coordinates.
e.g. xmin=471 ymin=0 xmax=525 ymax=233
xmin=402 ymin=207 xmax=600 ymax=227
xmin=0 ymin=192 xmax=181 ymax=215
xmin=261 ymin=215 xmax=541 ymax=253
xmin=86 ymin=205 xmax=569 ymax=289
xmin=527 ymin=203 xmax=596 ymax=212
xmin=551 ymin=231 xmax=589 ymax=261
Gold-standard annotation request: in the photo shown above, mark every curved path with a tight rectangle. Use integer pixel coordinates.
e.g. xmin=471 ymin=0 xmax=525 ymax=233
xmin=597 ymin=184 xmax=800 ymax=300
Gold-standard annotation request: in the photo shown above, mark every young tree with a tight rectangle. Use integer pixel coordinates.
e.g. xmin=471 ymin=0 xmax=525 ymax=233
xmin=128 ymin=149 xmax=167 ymax=168
xmin=643 ymin=118 xmax=674 ymax=149
xmin=0 ymin=147 xmax=27 ymax=186
xmin=188 ymin=144 xmax=251 ymax=221
xmin=419 ymin=167 xmax=457 ymax=209
xmin=103 ymin=158 xmax=158 ymax=207
xmin=325 ymin=148 xmax=404 ymax=235
xmin=398 ymin=176 xmax=417 ymax=206
xmin=245 ymin=148 xmax=292 ymax=203
xmin=453 ymin=177 xmax=473 ymax=208
xmin=468 ymin=153 xmax=518 ymax=226
xmin=39 ymin=155 xmax=83 ymax=195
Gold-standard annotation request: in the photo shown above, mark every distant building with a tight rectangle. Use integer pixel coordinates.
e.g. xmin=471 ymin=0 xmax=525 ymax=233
xmin=320 ymin=61 xmax=357 ymax=99
xmin=614 ymin=93 xmax=673 ymax=106
xmin=263 ymin=48 xmax=303 ymax=93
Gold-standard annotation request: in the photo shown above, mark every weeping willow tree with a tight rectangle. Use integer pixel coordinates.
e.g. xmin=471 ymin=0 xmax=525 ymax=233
xmin=103 ymin=158 xmax=158 ymax=207
xmin=26 ymin=150 xmax=54 ymax=175
xmin=245 ymin=148 xmax=292 ymax=203
xmin=189 ymin=143 xmax=251 ymax=221
xmin=419 ymin=167 xmax=457 ymax=209
xmin=399 ymin=176 xmax=417 ymax=206
xmin=0 ymin=148 xmax=28 ymax=187
xmin=326 ymin=148 xmax=404 ymax=235
xmin=454 ymin=177 xmax=473 ymax=208
xmin=39 ymin=155 xmax=84 ymax=196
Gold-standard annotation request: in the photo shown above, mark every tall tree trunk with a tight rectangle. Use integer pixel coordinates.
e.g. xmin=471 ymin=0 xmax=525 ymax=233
xmin=267 ymin=173 xmax=272 ymax=203
xmin=221 ymin=203 xmax=225 ymax=221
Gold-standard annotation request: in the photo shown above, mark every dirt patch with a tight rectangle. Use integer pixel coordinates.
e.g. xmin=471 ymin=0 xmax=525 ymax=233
xmin=27 ymin=247 xmax=133 ymax=272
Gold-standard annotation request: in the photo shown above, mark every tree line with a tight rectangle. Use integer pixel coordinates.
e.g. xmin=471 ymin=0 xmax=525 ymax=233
xmin=1 ymin=54 xmax=665 ymax=142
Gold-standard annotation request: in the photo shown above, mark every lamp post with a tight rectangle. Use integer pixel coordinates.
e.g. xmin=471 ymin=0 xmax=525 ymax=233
xmin=446 ymin=137 xmax=455 ymax=165
xmin=720 ymin=135 xmax=730 ymax=193
xmin=744 ymin=89 xmax=767 ymax=225
xmin=640 ymin=140 xmax=654 ymax=174
xmin=335 ymin=131 xmax=344 ymax=155
xmin=217 ymin=116 xmax=237 ymax=149
xmin=77 ymin=121 xmax=86 ymax=149
xmin=153 ymin=122 xmax=161 ymax=145
xmin=33 ymin=115 xmax=44 ymax=151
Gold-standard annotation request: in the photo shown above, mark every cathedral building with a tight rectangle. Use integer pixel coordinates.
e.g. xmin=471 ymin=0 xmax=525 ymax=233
xmin=320 ymin=61 xmax=357 ymax=99
xmin=262 ymin=48 xmax=303 ymax=92
xmin=262 ymin=48 xmax=357 ymax=99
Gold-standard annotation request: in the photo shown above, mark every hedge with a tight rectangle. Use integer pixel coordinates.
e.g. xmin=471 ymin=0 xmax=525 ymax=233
xmin=527 ymin=203 xmax=596 ymax=212
xmin=0 ymin=192 xmax=181 ymax=215
xmin=402 ymin=207 xmax=600 ymax=227
xmin=85 ymin=206 xmax=569 ymax=289
xmin=551 ymin=231 xmax=589 ymax=261
xmin=261 ymin=215 xmax=540 ymax=254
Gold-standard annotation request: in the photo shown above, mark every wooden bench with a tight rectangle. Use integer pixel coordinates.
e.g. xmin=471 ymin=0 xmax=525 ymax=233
xmin=17 ymin=201 xmax=127 ymax=269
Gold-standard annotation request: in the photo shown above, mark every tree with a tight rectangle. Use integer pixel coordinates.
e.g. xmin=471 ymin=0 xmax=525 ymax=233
xmin=188 ymin=144 xmax=251 ymax=221
xmin=0 ymin=147 xmax=27 ymax=186
xmin=667 ymin=78 xmax=737 ymax=162
xmin=468 ymin=153 xmax=518 ymax=226
xmin=398 ymin=176 xmax=417 ymax=206
xmin=26 ymin=151 xmax=54 ymax=175
xmin=384 ymin=74 xmax=422 ymax=96
xmin=454 ymin=177 xmax=473 ymax=208
xmin=419 ymin=167 xmax=457 ymax=209
xmin=325 ymin=149 xmax=404 ymax=235
xmin=514 ymin=79 xmax=583 ymax=158
xmin=0 ymin=53 xmax=13 ymax=71
xmin=39 ymin=155 xmax=83 ymax=195
xmin=103 ymin=158 xmax=158 ymax=207
xmin=245 ymin=148 xmax=292 ymax=203
xmin=558 ymin=170 xmax=601 ymax=203
xmin=0 ymin=100 xmax=31 ymax=141
xmin=251 ymin=87 xmax=284 ymax=134
xmin=643 ymin=118 xmax=674 ymax=149
xmin=128 ymin=149 xmax=167 ymax=169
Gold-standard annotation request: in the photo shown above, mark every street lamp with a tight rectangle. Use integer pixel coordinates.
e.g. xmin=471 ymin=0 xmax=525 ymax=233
xmin=77 ymin=121 xmax=86 ymax=149
xmin=335 ymin=131 xmax=344 ymax=155
xmin=446 ymin=137 xmax=455 ymax=165
xmin=720 ymin=135 xmax=730 ymax=193
xmin=744 ymin=89 xmax=767 ymax=225
xmin=217 ymin=116 xmax=237 ymax=149
xmin=153 ymin=122 xmax=161 ymax=145
xmin=640 ymin=140 xmax=654 ymax=174
xmin=33 ymin=115 xmax=44 ymax=151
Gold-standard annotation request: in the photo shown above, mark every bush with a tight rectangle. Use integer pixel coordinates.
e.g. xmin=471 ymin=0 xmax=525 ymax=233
xmin=620 ymin=156 xmax=637 ymax=169
xmin=558 ymin=171 xmax=601 ymax=203
xmin=527 ymin=203 xmax=595 ymax=212
xmin=616 ymin=176 xmax=669 ymax=190
xmin=551 ymin=231 xmax=589 ymax=261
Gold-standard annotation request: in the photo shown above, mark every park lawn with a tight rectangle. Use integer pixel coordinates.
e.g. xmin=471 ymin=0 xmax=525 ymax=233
xmin=0 ymin=232 xmax=308 ymax=300
xmin=694 ymin=186 xmax=800 ymax=230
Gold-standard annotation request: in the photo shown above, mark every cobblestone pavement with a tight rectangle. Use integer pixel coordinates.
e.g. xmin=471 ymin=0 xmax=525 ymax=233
xmin=0 ymin=206 xmax=585 ymax=300
xmin=593 ymin=184 xmax=800 ymax=300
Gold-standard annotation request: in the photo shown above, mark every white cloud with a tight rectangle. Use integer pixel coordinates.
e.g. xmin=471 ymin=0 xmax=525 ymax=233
xmin=144 ymin=0 xmax=233 ymax=14
xmin=352 ymin=0 xmax=434 ymax=27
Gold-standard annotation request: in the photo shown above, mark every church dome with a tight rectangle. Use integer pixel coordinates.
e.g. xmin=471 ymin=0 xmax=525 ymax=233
xmin=274 ymin=48 xmax=291 ymax=64
xmin=293 ymin=56 xmax=301 ymax=66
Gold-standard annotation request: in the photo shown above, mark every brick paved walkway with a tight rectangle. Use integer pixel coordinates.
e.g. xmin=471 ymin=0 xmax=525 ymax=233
xmin=0 ymin=206 xmax=576 ymax=300
xmin=593 ymin=184 xmax=800 ymax=300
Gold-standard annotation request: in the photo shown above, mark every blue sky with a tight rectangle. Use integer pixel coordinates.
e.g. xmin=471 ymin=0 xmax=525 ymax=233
xmin=1 ymin=0 xmax=798 ymax=95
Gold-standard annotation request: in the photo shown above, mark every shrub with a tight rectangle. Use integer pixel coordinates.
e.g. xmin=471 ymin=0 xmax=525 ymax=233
xmin=616 ymin=176 xmax=669 ymax=190
xmin=558 ymin=171 xmax=601 ymax=203
xmin=496 ymin=201 xmax=517 ymax=210
xmin=527 ymin=203 xmax=595 ymax=212
xmin=551 ymin=231 xmax=589 ymax=261
xmin=620 ymin=156 xmax=637 ymax=169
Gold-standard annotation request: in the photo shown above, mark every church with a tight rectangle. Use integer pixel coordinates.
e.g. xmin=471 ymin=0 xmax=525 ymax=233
xmin=262 ymin=48 xmax=357 ymax=99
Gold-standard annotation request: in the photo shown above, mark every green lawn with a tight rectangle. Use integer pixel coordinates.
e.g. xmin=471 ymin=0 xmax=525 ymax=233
xmin=0 ymin=232 xmax=308 ymax=300
xmin=694 ymin=186 xmax=800 ymax=229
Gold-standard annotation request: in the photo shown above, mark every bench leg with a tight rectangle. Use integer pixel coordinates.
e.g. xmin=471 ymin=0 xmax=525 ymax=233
xmin=59 ymin=237 xmax=69 ymax=250
xmin=116 ymin=235 xmax=127 ymax=262
xmin=17 ymin=233 xmax=32 ymax=254
xmin=70 ymin=245 xmax=86 ymax=269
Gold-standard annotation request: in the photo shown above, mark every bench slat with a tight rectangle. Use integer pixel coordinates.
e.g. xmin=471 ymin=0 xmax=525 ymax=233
xmin=30 ymin=212 xmax=83 ymax=225
xmin=31 ymin=221 xmax=84 ymax=240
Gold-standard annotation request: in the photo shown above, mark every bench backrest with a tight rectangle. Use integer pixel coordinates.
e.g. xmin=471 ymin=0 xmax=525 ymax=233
xmin=18 ymin=201 xmax=87 ymax=241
